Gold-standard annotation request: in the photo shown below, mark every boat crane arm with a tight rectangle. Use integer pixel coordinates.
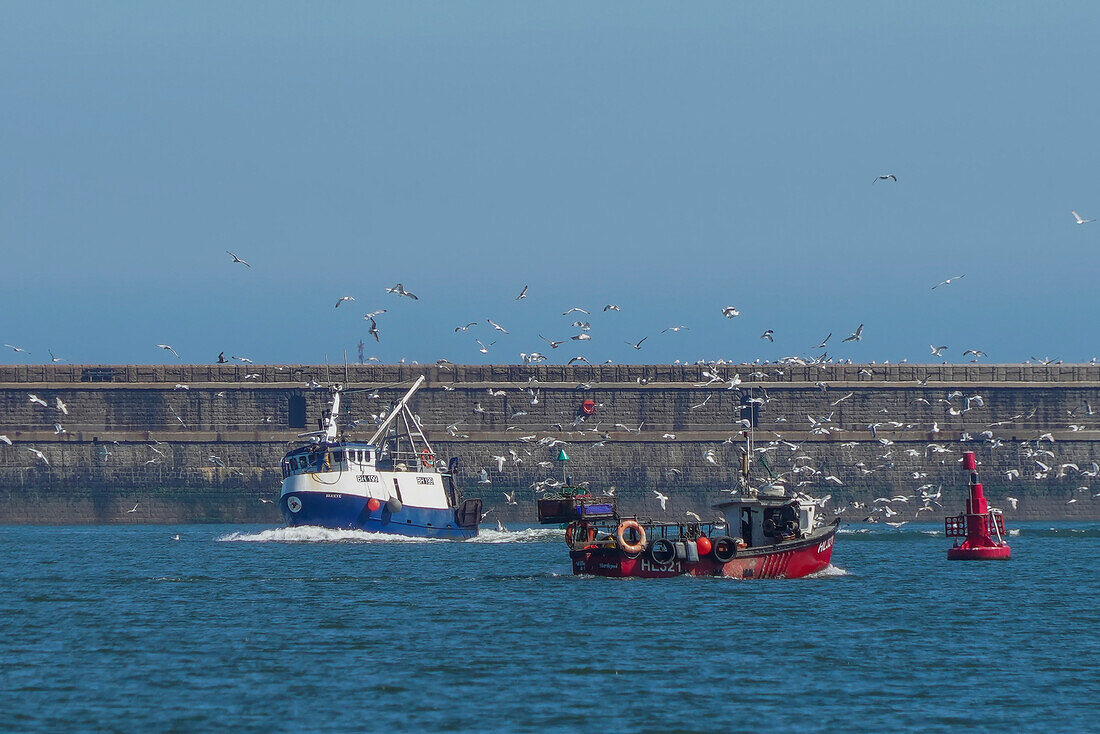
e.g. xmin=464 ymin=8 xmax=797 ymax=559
xmin=324 ymin=390 xmax=342 ymax=441
xmin=367 ymin=376 xmax=426 ymax=446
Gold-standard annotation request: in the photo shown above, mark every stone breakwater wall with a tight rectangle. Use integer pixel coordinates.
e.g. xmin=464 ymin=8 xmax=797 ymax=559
xmin=0 ymin=363 xmax=1099 ymax=523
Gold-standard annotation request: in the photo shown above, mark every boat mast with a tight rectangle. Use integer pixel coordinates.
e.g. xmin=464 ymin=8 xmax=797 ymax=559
xmin=367 ymin=375 xmax=429 ymax=448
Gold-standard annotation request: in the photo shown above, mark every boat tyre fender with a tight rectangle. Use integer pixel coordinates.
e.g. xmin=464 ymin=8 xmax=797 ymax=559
xmin=386 ymin=497 xmax=403 ymax=513
xmin=648 ymin=538 xmax=677 ymax=566
xmin=420 ymin=449 xmax=434 ymax=467
xmin=615 ymin=520 xmax=647 ymax=557
xmin=564 ymin=522 xmax=596 ymax=550
xmin=711 ymin=536 xmax=738 ymax=563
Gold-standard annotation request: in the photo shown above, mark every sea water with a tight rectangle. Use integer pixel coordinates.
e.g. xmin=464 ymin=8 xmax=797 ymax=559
xmin=1 ymin=522 xmax=1098 ymax=732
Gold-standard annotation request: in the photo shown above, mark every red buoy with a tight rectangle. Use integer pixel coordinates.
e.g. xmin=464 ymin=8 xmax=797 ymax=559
xmin=945 ymin=451 xmax=1011 ymax=560
xmin=367 ymin=498 xmax=381 ymax=512
xmin=696 ymin=536 xmax=713 ymax=556
xmin=581 ymin=399 xmax=596 ymax=415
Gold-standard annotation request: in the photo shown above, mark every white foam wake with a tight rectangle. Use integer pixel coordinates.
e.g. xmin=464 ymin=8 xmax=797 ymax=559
xmin=217 ymin=526 xmax=445 ymax=543
xmin=805 ymin=564 xmax=849 ymax=578
xmin=467 ymin=527 xmax=562 ymax=544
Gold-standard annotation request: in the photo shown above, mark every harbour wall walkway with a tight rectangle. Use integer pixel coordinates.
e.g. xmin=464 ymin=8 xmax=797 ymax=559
xmin=1 ymin=363 xmax=1098 ymax=523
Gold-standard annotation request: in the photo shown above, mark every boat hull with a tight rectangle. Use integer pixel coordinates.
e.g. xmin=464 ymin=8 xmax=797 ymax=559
xmin=280 ymin=491 xmax=478 ymax=540
xmin=569 ymin=524 xmax=838 ymax=579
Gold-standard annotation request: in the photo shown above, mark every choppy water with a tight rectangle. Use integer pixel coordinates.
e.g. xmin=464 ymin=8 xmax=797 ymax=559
xmin=2 ymin=522 xmax=1098 ymax=732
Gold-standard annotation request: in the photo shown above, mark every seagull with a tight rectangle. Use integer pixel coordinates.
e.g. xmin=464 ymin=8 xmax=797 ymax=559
xmin=367 ymin=317 xmax=380 ymax=343
xmin=385 ymin=283 xmax=418 ymax=300
xmin=477 ymin=469 xmax=491 ymax=485
xmin=930 ymin=345 xmax=947 ymax=357
xmin=962 ymin=349 xmax=987 ymax=359
xmin=486 ymin=319 xmax=509 ymax=334
xmin=932 ymin=275 xmax=965 ymax=290
xmin=842 ymin=324 xmax=864 ymax=342
xmin=567 ymin=356 xmax=591 ymax=365
xmin=662 ymin=325 xmax=690 ymax=333
xmin=363 ymin=309 xmax=387 ymax=319
xmin=27 ymin=447 xmax=49 ymax=465
xmin=475 ymin=339 xmax=495 ymax=354
xmin=492 ymin=455 xmax=506 ymax=472
xmin=1005 ymin=496 xmax=1018 ymax=509
xmin=28 ymin=394 xmax=48 ymax=407
xmin=54 ymin=423 xmax=66 ymax=435
xmin=812 ymin=333 xmax=831 ymax=349
xmin=171 ymin=534 xmax=181 ymax=541
xmin=226 ymin=251 xmax=250 ymax=267
xmin=539 ymin=335 xmax=565 ymax=349
xmin=760 ymin=330 xmax=774 ymax=342
xmin=653 ymin=490 xmax=669 ymax=510
xmin=3 ymin=344 xmax=28 ymax=353
xmin=873 ymin=174 xmax=897 ymax=183
xmin=625 ymin=337 xmax=647 ymax=350
xmin=48 ymin=350 xmax=64 ymax=363
xmin=334 ymin=296 xmax=356 ymax=308
xmin=231 ymin=355 xmax=253 ymax=364
xmin=126 ymin=502 xmax=139 ymax=513
xmin=515 ymin=285 xmax=528 ymax=300
xmin=0 ymin=435 xmax=11 ymax=445
xmin=603 ymin=304 xmax=621 ymax=312
xmin=571 ymin=334 xmax=591 ymax=341
xmin=562 ymin=307 xmax=589 ymax=315
xmin=455 ymin=322 xmax=477 ymax=332
xmin=156 ymin=344 xmax=180 ymax=359
xmin=1072 ymin=210 xmax=1095 ymax=224
xmin=721 ymin=306 xmax=740 ymax=318
xmin=503 ymin=490 xmax=518 ymax=505
xmin=685 ymin=511 xmax=702 ymax=522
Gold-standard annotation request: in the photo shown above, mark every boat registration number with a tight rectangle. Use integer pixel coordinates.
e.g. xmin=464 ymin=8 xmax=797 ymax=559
xmin=817 ymin=536 xmax=834 ymax=553
xmin=356 ymin=474 xmax=379 ymax=483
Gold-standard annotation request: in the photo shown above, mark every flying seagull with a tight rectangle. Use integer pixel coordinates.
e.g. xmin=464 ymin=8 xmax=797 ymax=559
xmin=515 ymin=285 xmax=528 ymax=300
xmin=3 ymin=344 xmax=28 ymax=353
xmin=625 ymin=337 xmax=647 ymax=350
xmin=930 ymin=345 xmax=947 ymax=357
xmin=842 ymin=324 xmax=864 ymax=342
xmin=760 ymin=330 xmax=774 ymax=342
xmin=385 ymin=283 xmax=418 ymax=300
xmin=156 ymin=344 xmax=180 ymax=359
xmin=363 ymin=309 xmax=387 ymax=319
xmin=562 ymin=307 xmax=589 ymax=315
xmin=873 ymin=174 xmax=897 ymax=183
xmin=454 ymin=322 xmax=477 ymax=332
xmin=487 ymin=319 xmax=509 ymax=334
xmin=603 ymin=304 xmax=621 ymax=312
xmin=653 ymin=490 xmax=669 ymax=510
xmin=539 ymin=335 xmax=565 ymax=349
xmin=662 ymin=325 xmax=690 ymax=333
xmin=813 ymin=333 xmax=832 ymax=349
xmin=226 ymin=251 xmax=250 ymax=267
xmin=367 ymin=317 xmax=380 ymax=343
xmin=28 ymin=447 xmax=49 ymax=465
xmin=334 ymin=296 xmax=355 ymax=308
xmin=28 ymin=394 xmax=48 ymax=407
xmin=721 ymin=306 xmax=740 ymax=318
xmin=932 ymin=275 xmax=965 ymax=290
xmin=1072 ymin=210 xmax=1095 ymax=225
xmin=475 ymin=339 xmax=495 ymax=354
xmin=126 ymin=502 xmax=139 ymax=513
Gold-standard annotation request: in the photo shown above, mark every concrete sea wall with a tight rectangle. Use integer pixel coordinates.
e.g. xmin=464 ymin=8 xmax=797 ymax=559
xmin=1 ymin=363 xmax=1098 ymax=523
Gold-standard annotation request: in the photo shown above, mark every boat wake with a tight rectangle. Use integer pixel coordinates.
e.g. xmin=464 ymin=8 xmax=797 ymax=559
xmin=805 ymin=564 xmax=849 ymax=578
xmin=217 ymin=525 xmax=563 ymax=544
xmin=217 ymin=526 xmax=446 ymax=544
xmin=467 ymin=527 xmax=561 ymax=544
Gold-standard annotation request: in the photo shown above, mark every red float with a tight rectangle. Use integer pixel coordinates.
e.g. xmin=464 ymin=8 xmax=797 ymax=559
xmin=367 ymin=497 xmax=381 ymax=512
xmin=581 ymin=399 xmax=596 ymax=415
xmin=696 ymin=536 xmax=713 ymax=556
xmin=945 ymin=451 xmax=1011 ymax=560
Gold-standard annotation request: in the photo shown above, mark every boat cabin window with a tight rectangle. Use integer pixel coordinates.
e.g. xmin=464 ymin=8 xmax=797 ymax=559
xmin=290 ymin=458 xmax=299 ymax=470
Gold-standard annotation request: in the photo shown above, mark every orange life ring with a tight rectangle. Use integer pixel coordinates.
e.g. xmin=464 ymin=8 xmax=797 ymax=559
xmin=616 ymin=519 xmax=647 ymax=556
xmin=420 ymin=449 xmax=434 ymax=467
xmin=565 ymin=522 xmax=597 ymax=550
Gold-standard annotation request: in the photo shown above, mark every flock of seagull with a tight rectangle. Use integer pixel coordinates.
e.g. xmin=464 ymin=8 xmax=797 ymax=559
xmin=2 ymin=193 xmax=1098 ymax=525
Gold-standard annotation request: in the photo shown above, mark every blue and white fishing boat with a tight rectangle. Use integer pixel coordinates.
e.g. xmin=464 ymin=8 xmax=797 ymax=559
xmin=278 ymin=376 xmax=482 ymax=539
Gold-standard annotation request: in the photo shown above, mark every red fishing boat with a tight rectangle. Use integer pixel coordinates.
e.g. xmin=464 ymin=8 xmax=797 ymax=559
xmin=538 ymin=485 xmax=838 ymax=579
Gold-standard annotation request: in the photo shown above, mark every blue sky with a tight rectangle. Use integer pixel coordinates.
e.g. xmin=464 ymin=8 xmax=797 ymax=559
xmin=1 ymin=3 xmax=1097 ymax=366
